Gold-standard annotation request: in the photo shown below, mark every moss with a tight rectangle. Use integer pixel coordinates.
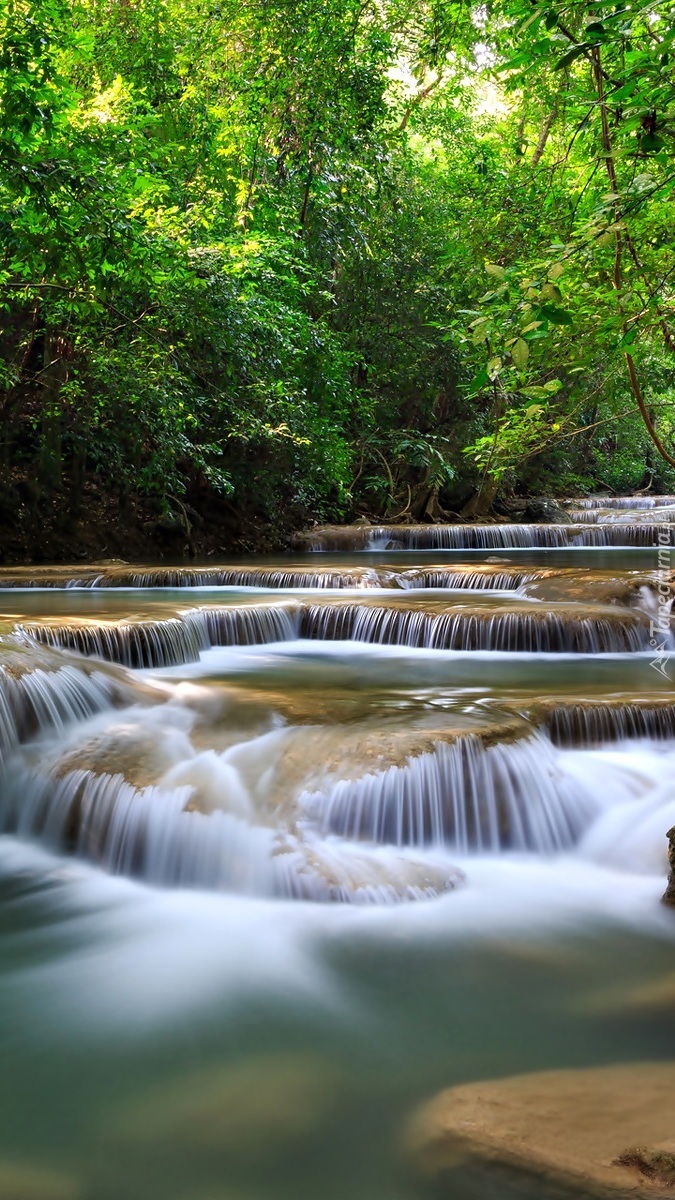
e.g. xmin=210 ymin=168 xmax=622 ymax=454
xmin=614 ymin=1146 xmax=675 ymax=1185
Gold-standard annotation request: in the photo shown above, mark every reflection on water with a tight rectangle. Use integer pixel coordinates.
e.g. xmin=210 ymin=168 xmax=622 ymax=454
xmin=0 ymin=520 xmax=673 ymax=1199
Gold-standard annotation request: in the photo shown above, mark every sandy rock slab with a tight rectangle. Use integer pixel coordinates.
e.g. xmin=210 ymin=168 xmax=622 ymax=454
xmin=0 ymin=1161 xmax=80 ymax=1200
xmin=407 ymin=1062 xmax=675 ymax=1198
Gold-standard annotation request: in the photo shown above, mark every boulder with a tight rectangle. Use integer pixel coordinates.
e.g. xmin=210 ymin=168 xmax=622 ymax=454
xmin=522 ymin=497 xmax=573 ymax=524
xmin=407 ymin=1062 xmax=675 ymax=1198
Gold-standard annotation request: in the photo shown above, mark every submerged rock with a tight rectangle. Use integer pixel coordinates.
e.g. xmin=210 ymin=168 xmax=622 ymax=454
xmin=407 ymin=1062 xmax=675 ymax=1198
xmin=272 ymin=834 xmax=464 ymax=903
xmin=662 ymin=826 xmax=675 ymax=906
xmin=112 ymin=1053 xmax=342 ymax=1155
xmin=0 ymin=1161 xmax=80 ymax=1200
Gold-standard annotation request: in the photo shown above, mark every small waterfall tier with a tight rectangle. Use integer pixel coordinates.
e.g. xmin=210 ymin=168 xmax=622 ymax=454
xmin=0 ymin=563 xmax=563 ymax=590
xmin=565 ymin=495 xmax=675 ymax=509
xmin=298 ymin=599 xmax=652 ymax=653
xmin=296 ymin=523 xmax=675 ymax=551
xmin=300 ymin=734 xmax=600 ymax=853
xmin=15 ymin=595 xmax=656 ymax=664
xmin=541 ymin=700 xmax=675 ymax=745
xmin=0 ymin=757 xmax=465 ymax=903
xmin=17 ymin=603 xmax=302 ymax=667
xmin=0 ymin=641 xmax=146 ymax=755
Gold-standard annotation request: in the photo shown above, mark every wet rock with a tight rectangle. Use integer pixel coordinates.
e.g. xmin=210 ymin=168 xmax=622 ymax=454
xmin=614 ymin=1145 xmax=675 ymax=1186
xmin=273 ymin=834 xmax=464 ymax=902
xmin=521 ymin=497 xmax=573 ymax=524
xmin=49 ymin=721 xmax=195 ymax=789
xmin=0 ymin=1161 xmax=80 ymax=1200
xmin=662 ymin=825 xmax=675 ymax=906
xmin=407 ymin=1062 xmax=675 ymax=1199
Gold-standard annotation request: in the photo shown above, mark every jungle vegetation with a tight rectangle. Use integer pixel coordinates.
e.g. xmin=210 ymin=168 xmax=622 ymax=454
xmin=1 ymin=0 xmax=675 ymax=552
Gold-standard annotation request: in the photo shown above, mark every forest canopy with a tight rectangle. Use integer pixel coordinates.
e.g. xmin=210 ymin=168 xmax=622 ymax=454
xmin=1 ymin=0 xmax=675 ymax=551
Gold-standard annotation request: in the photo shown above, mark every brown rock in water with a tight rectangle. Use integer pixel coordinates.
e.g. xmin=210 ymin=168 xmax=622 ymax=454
xmin=614 ymin=1146 xmax=675 ymax=1186
xmin=0 ymin=1161 xmax=80 ymax=1200
xmin=407 ymin=1062 xmax=675 ymax=1198
xmin=662 ymin=827 xmax=675 ymax=906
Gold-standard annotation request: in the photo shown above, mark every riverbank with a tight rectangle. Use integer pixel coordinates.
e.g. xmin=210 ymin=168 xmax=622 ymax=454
xmin=2 ymin=487 xmax=673 ymax=566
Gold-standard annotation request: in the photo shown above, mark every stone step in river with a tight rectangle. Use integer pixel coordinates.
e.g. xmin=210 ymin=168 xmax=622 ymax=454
xmin=10 ymin=591 xmax=661 ymax=663
xmin=0 ymin=561 xmax=660 ymax=590
xmin=296 ymin=521 xmax=675 ymax=550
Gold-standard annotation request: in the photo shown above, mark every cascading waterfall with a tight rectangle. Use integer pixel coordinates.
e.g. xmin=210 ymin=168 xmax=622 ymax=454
xmin=0 ymin=564 xmax=551 ymax=591
xmin=300 ymin=735 xmax=602 ymax=853
xmin=394 ymin=568 xmax=540 ymax=590
xmin=0 ymin=660 xmax=123 ymax=754
xmin=567 ymin=506 xmax=675 ymax=524
xmin=566 ymin=496 xmax=675 ymax=509
xmin=2 ymin=493 xmax=675 ymax=908
xmin=87 ymin=567 xmax=387 ymax=590
xmin=545 ymin=703 xmax=675 ymax=745
xmin=200 ymin=603 xmax=302 ymax=646
xmin=18 ymin=616 xmax=209 ymax=669
xmin=1 ymin=765 xmax=276 ymax=892
xmin=19 ymin=603 xmax=302 ymax=667
xmin=0 ymin=760 xmax=463 ymax=903
xmin=17 ymin=598 xmax=654 ymax=664
xmin=302 ymin=524 xmax=674 ymax=551
xmin=299 ymin=603 xmax=651 ymax=653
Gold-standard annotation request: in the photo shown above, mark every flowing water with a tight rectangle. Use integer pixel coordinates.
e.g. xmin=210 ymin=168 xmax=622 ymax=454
xmin=0 ymin=500 xmax=674 ymax=1200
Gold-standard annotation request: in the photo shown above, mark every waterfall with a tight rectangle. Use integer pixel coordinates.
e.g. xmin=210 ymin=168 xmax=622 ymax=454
xmin=18 ymin=616 xmax=209 ymax=669
xmin=0 ymin=767 xmax=277 ymax=893
xmin=301 ymin=524 xmax=674 ymax=551
xmin=201 ymin=603 xmax=302 ymax=646
xmin=394 ymin=568 xmax=539 ymax=590
xmin=16 ymin=597 xmax=654 ymax=664
xmin=300 ymin=735 xmax=601 ymax=853
xmin=0 ymin=762 xmax=462 ymax=903
xmin=92 ymin=567 xmax=387 ymax=589
xmin=19 ymin=603 xmax=302 ymax=667
xmin=566 ymin=496 xmax=675 ymax=510
xmin=0 ymin=661 xmax=121 ymax=754
xmin=545 ymin=703 xmax=675 ymax=745
xmin=567 ymin=506 xmax=675 ymax=525
xmin=299 ymin=603 xmax=650 ymax=652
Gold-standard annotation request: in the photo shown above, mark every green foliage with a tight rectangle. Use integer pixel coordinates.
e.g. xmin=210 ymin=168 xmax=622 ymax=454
xmin=1 ymin=0 xmax=674 ymax=544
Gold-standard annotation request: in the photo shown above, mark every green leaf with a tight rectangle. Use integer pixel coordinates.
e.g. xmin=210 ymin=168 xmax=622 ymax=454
xmin=485 ymin=263 xmax=506 ymax=280
xmin=541 ymin=282 xmax=563 ymax=303
xmin=511 ymin=338 xmax=529 ymax=368
xmin=539 ymin=305 xmax=574 ymax=325
xmin=641 ymin=133 xmax=665 ymax=153
xmin=555 ymin=44 xmax=589 ymax=70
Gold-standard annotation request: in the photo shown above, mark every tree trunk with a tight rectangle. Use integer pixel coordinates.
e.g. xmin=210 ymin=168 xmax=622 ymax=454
xmin=461 ymin=476 xmax=499 ymax=517
xmin=39 ymin=328 xmax=67 ymax=493
xmin=531 ymin=107 xmax=557 ymax=166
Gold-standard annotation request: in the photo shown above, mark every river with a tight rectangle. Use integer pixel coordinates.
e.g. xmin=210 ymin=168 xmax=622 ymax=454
xmin=0 ymin=498 xmax=673 ymax=1200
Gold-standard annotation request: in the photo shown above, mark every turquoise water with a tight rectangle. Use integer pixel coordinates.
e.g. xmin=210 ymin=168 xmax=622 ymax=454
xmin=0 ymin=537 xmax=674 ymax=1199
